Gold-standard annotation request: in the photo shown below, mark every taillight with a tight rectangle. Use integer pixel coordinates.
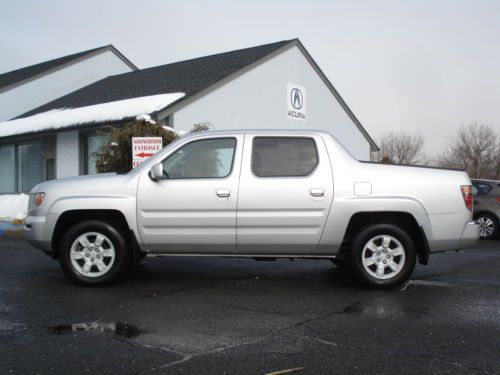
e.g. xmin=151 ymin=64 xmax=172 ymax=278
xmin=460 ymin=185 xmax=472 ymax=211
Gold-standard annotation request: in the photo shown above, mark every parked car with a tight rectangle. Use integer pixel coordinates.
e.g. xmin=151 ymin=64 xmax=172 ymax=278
xmin=24 ymin=130 xmax=479 ymax=289
xmin=472 ymin=179 xmax=500 ymax=239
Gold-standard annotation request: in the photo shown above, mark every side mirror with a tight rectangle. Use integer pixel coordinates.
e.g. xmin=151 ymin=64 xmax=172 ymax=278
xmin=149 ymin=163 xmax=164 ymax=181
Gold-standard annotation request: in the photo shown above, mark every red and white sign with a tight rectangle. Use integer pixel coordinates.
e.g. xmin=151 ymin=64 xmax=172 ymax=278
xmin=132 ymin=137 xmax=163 ymax=168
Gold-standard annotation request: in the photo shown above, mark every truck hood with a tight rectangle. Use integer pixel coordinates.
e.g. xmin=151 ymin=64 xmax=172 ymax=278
xmin=30 ymin=172 xmax=141 ymax=216
xmin=31 ymin=173 xmax=137 ymax=195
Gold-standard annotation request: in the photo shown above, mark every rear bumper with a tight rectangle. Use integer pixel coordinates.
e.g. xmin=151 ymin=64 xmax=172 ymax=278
xmin=459 ymin=220 xmax=480 ymax=248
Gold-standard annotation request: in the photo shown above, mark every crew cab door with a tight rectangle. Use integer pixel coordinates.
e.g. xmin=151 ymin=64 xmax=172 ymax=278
xmin=237 ymin=134 xmax=334 ymax=254
xmin=136 ymin=135 xmax=244 ymax=253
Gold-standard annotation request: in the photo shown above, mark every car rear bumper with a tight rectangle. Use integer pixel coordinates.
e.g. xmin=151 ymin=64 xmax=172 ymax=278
xmin=459 ymin=220 xmax=480 ymax=248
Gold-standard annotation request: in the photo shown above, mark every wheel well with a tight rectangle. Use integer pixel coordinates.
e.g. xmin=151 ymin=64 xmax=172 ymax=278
xmin=51 ymin=210 xmax=136 ymax=259
xmin=341 ymin=211 xmax=430 ymax=265
xmin=474 ymin=210 xmax=499 ymax=222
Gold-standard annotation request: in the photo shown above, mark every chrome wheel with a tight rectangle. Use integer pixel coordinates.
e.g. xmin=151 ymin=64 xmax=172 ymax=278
xmin=477 ymin=216 xmax=495 ymax=238
xmin=361 ymin=235 xmax=406 ymax=280
xmin=70 ymin=232 xmax=115 ymax=278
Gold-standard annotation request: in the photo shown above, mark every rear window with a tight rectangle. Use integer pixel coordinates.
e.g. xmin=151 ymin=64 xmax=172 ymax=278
xmin=472 ymin=182 xmax=492 ymax=196
xmin=251 ymin=137 xmax=318 ymax=177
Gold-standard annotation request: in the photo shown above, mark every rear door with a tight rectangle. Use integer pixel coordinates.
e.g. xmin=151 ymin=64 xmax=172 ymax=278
xmin=236 ymin=134 xmax=333 ymax=254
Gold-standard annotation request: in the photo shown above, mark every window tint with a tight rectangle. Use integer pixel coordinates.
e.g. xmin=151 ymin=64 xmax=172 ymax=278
xmin=473 ymin=183 xmax=492 ymax=196
xmin=252 ymin=137 xmax=318 ymax=177
xmin=162 ymin=138 xmax=236 ymax=179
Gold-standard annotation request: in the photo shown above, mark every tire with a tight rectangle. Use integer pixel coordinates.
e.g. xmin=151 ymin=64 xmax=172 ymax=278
xmin=350 ymin=223 xmax=416 ymax=290
xmin=59 ymin=220 xmax=131 ymax=286
xmin=475 ymin=213 xmax=498 ymax=240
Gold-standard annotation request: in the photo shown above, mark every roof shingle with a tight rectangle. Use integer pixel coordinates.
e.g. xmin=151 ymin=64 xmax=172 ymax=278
xmin=19 ymin=40 xmax=292 ymax=118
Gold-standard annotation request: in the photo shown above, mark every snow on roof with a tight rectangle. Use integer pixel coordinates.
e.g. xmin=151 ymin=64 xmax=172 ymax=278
xmin=0 ymin=93 xmax=185 ymax=138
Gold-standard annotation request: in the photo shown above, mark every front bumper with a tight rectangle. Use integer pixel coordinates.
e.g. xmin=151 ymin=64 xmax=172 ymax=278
xmin=24 ymin=215 xmax=53 ymax=254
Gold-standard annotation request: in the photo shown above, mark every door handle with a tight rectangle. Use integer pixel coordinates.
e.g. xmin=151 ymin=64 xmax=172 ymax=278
xmin=473 ymin=200 xmax=480 ymax=205
xmin=216 ymin=189 xmax=231 ymax=198
xmin=310 ymin=188 xmax=324 ymax=197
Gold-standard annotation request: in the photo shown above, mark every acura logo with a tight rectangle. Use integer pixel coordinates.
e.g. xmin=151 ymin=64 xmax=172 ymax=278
xmin=290 ymin=88 xmax=303 ymax=109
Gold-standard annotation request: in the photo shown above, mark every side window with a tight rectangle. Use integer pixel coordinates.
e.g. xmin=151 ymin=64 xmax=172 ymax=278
xmin=252 ymin=137 xmax=318 ymax=177
xmin=162 ymin=138 xmax=236 ymax=179
xmin=474 ymin=183 xmax=492 ymax=196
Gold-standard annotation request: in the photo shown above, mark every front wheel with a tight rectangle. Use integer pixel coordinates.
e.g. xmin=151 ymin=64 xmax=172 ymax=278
xmin=351 ymin=224 xmax=416 ymax=289
xmin=59 ymin=221 xmax=131 ymax=286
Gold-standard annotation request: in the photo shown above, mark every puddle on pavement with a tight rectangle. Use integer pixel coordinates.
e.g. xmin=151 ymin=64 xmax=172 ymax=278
xmin=338 ymin=298 xmax=429 ymax=318
xmin=48 ymin=321 xmax=144 ymax=338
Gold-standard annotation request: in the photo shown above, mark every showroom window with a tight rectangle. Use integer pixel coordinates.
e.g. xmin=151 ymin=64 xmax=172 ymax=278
xmin=17 ymin=142 xmax=44 ymax=193
xmin=0 ymin=144 xmax=16 ymax=193
xmin=84 ymin=133 xmax=110 ymax=175
xmin=0 ymin=138 xmax=55 ymax=194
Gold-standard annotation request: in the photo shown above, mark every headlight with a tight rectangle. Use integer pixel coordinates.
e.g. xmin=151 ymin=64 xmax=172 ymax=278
xmin=30 ymin=192 xmax=45 ymax=209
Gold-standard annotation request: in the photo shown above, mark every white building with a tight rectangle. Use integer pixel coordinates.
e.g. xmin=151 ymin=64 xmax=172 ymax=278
xmin=0 ymin=39 xmax=378 ymax=193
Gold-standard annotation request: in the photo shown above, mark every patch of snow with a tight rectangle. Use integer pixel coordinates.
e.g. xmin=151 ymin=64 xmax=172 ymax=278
xmin=0 ymin=93 xmax=185 ymax=138
xmin=0 ymin=194 xmax=29 ymax=222
xmin=162 ymin=126 xmax=186 ymax=136
xmin=135 ymin=113 xmax=156 ymax=124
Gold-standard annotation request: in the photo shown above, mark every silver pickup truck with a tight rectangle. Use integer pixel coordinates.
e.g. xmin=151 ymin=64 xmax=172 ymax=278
xmin=25 ymin=130 xmax=479 ymax=289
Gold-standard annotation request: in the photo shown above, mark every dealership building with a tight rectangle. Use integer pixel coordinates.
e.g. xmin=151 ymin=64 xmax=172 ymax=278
xmin=0 ymin=39 xmax=378 ymax=193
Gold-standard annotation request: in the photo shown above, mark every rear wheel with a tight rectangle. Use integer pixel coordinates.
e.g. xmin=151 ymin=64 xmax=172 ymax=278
xmin=59 ymin=221 xmax=131 ymax=286
xmin=475 ymin=213 xmax=498 ymax=240
xmin=351 ymin=224 xmax=416 ymax=289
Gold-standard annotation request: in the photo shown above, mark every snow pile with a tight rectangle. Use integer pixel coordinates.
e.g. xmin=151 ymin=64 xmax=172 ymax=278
xmin=0 ymin=194 xmax=29 ymax=222
xmin=0 ymin=93 xmax=185 ymax=138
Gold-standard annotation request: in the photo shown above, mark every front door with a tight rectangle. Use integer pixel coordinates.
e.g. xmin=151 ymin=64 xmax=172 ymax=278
xmin=137 ymin=135 xmax=244 ymax=253
xmin=237 ymin=134 xmax=334 ymax=254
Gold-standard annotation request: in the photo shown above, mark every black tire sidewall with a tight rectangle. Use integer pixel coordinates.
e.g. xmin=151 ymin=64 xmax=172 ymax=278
xmin=351 ymin=223 xmax=416 ymax=289
xmin=475 ymin=213 xmax=498 ymax=240
xmin=59 ymin=220 xmax=130 ymax=286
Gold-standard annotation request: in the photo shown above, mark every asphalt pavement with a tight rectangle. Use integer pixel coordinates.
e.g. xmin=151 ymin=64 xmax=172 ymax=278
xmin=0 ymin=237 xmax=499 ymax=374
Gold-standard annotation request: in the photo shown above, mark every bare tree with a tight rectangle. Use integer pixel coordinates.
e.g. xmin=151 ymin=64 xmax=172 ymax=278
xmin=436 ymin=122 xmax=498 ymax=179
xmin=378 ymin=131 xmax=425 ymax=165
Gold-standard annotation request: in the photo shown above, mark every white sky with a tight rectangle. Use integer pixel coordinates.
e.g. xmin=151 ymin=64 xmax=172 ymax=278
xmin=1 ymin=0 xmax=499 ymax=156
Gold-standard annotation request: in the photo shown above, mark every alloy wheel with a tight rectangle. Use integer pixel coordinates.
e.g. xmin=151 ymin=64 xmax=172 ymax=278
xmin=70 ymin=232 xmax=116 ymax=278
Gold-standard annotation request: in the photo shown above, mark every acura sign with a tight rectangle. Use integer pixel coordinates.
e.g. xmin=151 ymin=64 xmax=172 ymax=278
xmin=287 ymin=83 xmax=306 ymax=121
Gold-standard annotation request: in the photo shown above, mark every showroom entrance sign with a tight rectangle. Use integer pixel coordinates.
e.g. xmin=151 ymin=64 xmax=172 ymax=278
xmin=132 ymin=137 xmax=162 ymax=168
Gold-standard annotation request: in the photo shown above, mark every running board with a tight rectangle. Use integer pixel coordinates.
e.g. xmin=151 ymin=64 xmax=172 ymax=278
xmin=145 ymin=252 xmax=337 ymax=259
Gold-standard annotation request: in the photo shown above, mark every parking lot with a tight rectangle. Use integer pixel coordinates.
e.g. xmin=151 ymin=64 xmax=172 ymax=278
xmin=0 ymin=237 xmax=498 ymax=375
